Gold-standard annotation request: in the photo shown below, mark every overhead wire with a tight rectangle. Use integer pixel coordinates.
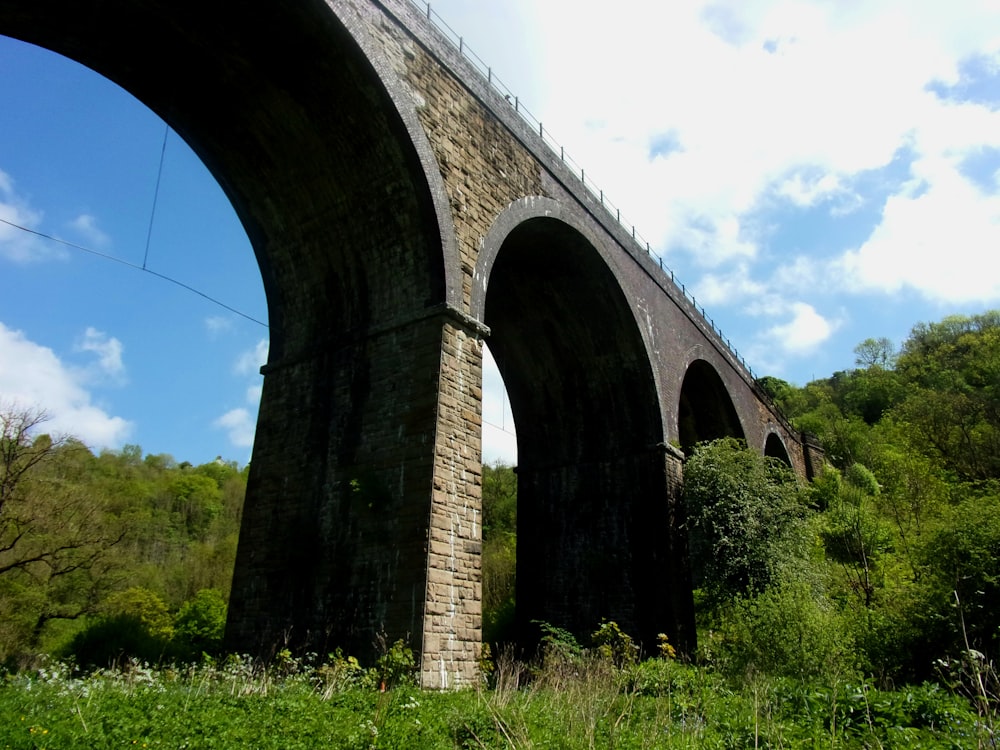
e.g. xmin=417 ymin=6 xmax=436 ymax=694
xmin=142 ymin=123 xmax=169 ymax=271
xmin=3 ymin=124 xmax=518 ymax=435
xmin=0 ymin=217 xmax=268 ymax=328
xmin=5 ymin=212 xmax=516 ymax=435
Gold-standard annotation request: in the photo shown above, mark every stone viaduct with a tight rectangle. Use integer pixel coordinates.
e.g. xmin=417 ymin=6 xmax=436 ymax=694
xmin=0 ymin=0 xmax=823 ymax=687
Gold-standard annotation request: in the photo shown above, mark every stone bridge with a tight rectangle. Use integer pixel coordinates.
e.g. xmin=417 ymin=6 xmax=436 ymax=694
xmin=0 ymin=0 xmax=822 ymax=687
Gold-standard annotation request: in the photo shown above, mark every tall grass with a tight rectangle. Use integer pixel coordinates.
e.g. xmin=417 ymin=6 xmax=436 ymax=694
xmin=0 ymin=650 xmax=992 ymax=749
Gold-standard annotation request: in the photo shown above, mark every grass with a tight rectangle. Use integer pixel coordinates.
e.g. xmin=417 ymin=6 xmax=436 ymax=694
xmin=0 ymin=654 xmax=993 ymax=749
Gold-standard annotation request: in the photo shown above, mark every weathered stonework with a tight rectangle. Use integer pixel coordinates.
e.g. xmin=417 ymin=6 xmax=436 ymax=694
xmin=0 ymin=0 xmax=821 ymax=689
xmin=421 ymin=321 xmax=485 ymax=688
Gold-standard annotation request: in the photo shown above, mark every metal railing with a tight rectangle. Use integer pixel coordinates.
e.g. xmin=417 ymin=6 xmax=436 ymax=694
xmin=409 ymin=1 xmax=759 ymax=383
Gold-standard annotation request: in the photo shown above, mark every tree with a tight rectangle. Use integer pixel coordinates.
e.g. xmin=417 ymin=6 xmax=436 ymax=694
xmin=820 ymin=464 xmax=893 ymax=608
xmin=1 ymin=404 xmax=54 ymax=519
xmin=0 ymin=403 xmax=125 ymax=659
xmin=174 ymin=588 xmax=227 ymax=655
xmin=682 ymin=438 xmax=806 ymax=603
xmin=890 ymin=312 xmax=1000 ymax=480
xmin=481 ymin=462 xmax=517 ymax=643
xmin=854 ymin=337 xmax=896 ymax=369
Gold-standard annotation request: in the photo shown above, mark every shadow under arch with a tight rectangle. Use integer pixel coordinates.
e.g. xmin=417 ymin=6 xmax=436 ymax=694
xmin=0 ymin=1 xmax=464 ymax=662
xmin=678 ymin=359 xmax=746 ymax=456
xmin=764 ymin=432 xmax=793 ymax=467
xmin=475 ymin=201 xmax=695 ymax=653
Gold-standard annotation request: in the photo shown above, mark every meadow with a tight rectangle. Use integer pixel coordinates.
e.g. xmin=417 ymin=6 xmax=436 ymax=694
xmin=1 ymin=647 xmax=994 ymax=749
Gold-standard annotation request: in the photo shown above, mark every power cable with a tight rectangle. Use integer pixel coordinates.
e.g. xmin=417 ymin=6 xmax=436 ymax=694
xmin=142 ymin=123 xmax=169 ymax=270
xmin=0 ymin=217 xmax=267 ymax=328
xmin=483 ymin=417 xmax=516 ymax=437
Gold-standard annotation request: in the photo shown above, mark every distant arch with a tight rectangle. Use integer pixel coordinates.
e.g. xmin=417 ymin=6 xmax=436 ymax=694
xmin=764 ymin=432 xmax=793 ymax=467
xmin=678 ymin=359 xmax=745 ymax=455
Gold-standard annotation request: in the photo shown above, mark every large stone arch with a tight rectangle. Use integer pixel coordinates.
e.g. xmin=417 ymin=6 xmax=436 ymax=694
xmin=0 ymin=0 xmax=476 ymax=680
xmin=0 ymin=1 xmax=463 ymax=324
xmin=677 ymin=358 xmax=746 ymax=455
xmin=473 ymin=197 xmax=695 ymax=653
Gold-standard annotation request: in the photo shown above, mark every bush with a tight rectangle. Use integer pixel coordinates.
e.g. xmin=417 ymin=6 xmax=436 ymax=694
xmin=64 ymin=614 xmax=172 ymax=669
xmin=174 ymin=589 xmax=227 ymax=657
xmin=590 ymin=620 xmax=638 ymax=668
xmin=712 ymin=581 xmax=858 ymax=682
xmin=374 ymin=635 xmax=416 ymax=689
xmin=683 ymin=438 xmax=806 ymax=602
xmin=101 ymin=587 xmax=174 ymax=640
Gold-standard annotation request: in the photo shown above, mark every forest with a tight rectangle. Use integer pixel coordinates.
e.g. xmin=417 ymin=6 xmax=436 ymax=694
xmin=1 ymin=309 xmax=999 ymax=747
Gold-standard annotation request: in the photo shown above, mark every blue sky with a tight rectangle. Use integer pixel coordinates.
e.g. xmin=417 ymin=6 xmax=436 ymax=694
xmin=3 ymin=1 xmax=1000 ymax=466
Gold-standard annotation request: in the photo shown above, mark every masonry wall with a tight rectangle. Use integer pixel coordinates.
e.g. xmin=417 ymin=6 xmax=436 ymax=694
xmin=358 ymin=0 xmax=817 ymax=680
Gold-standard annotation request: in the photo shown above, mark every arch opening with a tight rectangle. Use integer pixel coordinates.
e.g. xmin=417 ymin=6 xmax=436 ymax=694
xmin=764 ymin=432 xmax=793 ymax=467
xmin=678 ymin=359 xmax=746 ymax=456
xmin=483 ymin=215 xmax=688 ymax=651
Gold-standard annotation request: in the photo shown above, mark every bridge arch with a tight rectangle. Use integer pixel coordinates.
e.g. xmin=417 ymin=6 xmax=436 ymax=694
xmin=676 ymin=358 xmax=746 ymax=456
xmin=0 ymin=1 xmax=463 ymax=323
xmin=764 ymin=431 xmax=793 ymax=467
xmin=0 ymin=0 xmax=470 ymax=668
xmin=474 ymin=197 xmax=694 ymax=651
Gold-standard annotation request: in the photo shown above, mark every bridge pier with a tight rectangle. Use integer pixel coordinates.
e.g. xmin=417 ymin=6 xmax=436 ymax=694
xmin=226 ymin=311 xmax=484 ymax=688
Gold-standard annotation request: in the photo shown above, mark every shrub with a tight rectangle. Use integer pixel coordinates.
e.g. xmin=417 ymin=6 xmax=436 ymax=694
xmin=101 ymin=587 xmax=174 ymax=640
xmin=591 ymin=620 xmax=638 ymax=668
xmin=64 ymin=614 xmax=171 ymax=668
xmin=174 ymin=589 xmax=227 ymax=656
xmin=713 ymin=581 xmax=858 ymax=682
xmin=374 ymin=635 xmax=416 ymax=689
xmin=683 ymin=438 xmax=806 ymax=602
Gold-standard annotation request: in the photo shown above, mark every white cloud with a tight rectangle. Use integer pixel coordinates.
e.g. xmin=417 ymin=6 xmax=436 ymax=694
xmin=246 ymin=383 xmax=263 ymax=404
xmin=204 ymin=316 xmax=234 ymax=336
xmin=0 ymin=168 xmax=64 ymax=263
xmin=214 ymin=408 xmax=255 ymax=449
xmin=0 ymin=321 xmax=132 ymax=447
xmin=75 ymin=327 xmax=126 ymax=383
xmin=440 ymin=0 xmax=1000 ymax=287
xmin=764 ymin=302 xmax=839 ymax=355
xmin=481 ymin=344 xmax=516 ymax=465
xmin=215 ymin=340 xmax=267 ymax=450
xmin=775 ymin=171 xmax=851 ymax=210
xmin=68 ymin=213 xmax=110 ymax=248
xmin=771 ymin=256 xmax=824 ymax=291
xmin=234 ymin=338 xmax=268 ymax=376
xmin=837 ymin=153 xmax=1000 ymax=303
xmin=692 ymin=264 xmax=766 ymax=306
